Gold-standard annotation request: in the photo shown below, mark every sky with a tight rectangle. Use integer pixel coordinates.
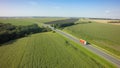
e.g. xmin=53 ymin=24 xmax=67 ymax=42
xmin=0 ymin=0 xmax=120 ymax=18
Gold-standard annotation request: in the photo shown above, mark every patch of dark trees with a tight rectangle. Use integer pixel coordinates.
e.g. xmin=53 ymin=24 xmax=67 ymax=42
xmin=49 ymin=19 xmax=92 ymax=29
xmin=51 ymin=22 xmax=75 ymax=29
xmin=45 ymin=18 xmax=79 ymax=29
xmin=45 ymin=18 xmax=79 ymax=24
xmin=0 ymin=23 xmax=51 ymax=44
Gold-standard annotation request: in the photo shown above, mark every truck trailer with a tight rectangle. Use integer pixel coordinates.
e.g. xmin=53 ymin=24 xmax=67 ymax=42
xmin=80 ymin=39 xmax=89 ymax=45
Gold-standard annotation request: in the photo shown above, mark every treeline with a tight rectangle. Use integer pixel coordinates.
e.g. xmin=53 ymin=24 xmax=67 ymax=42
xmin=46 ymin=18 xmax=79 ymax=29
xmin=51 ymin=23 xmax=75 ymax=29
xmin=0 ymin=23 xmax=51 ymax=44
xmin=45 ymin=18 xmax=79 ymax=24
xmin=51 ymin=21 xmax=92 ymax=29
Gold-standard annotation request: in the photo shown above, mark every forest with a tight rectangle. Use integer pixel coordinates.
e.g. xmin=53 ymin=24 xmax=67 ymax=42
xmin=0 ymin=23 xmax=51 ymax=44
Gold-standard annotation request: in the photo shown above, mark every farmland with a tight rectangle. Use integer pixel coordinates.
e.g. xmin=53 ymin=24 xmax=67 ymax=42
xmin=0 ymin=18 xmax=67 ymax=26
xmin=0 ymin=32 xmax=115 ymax=68
xmin=63 ymin=20 xmax=120 ymax=57
xmin=89 ymin=19 xmax=120 ymax=25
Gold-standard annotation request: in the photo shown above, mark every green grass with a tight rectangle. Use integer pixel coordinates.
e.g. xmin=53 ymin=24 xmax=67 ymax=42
xmin=0 ymin=32 xmax=115 ymax=68
xmin=0 ymin=18 xmax=34 ymax=25
xmin=63 ymin=21 xmax=120 ymax=57
xmin=0 ymin=18 xmax=67 ymax=26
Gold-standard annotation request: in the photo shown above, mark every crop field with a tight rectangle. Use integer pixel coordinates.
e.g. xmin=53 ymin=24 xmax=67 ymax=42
xmin=34 ymin=18 xmax=68 ymax=23
xmin=0 ymin=18 xmax=67 ymax=26
xmin=63 ymin=21 xmax=120 ymax=57
xmin=89 ymin=19 xmax=120 ymax=25
xmin=0 ymin=32 xmax=115 ymax=68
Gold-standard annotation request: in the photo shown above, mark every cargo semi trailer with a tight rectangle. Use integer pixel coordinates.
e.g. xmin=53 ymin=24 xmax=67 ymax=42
xmin=80 ymin=39 xmax=90 ymax=45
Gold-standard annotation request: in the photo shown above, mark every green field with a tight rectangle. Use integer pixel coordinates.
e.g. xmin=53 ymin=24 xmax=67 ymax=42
xmin=0 ymin=32 xmax=115 ymax=68
xmin=63 ymin=21 xmax=120 ymax=57
xmin=0 ymin=18 xmax=67 ymax=26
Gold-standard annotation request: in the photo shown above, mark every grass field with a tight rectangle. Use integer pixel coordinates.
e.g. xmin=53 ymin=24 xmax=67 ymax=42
xmin=0 ymin=18 xmax=67 ymax=26
xmin=0 ymin=32 xmax=115 ymax=68
xmin=63 ymin=21 xmax=120 ymax=57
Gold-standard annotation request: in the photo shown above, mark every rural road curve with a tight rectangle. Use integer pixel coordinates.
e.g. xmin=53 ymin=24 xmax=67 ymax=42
xmin=43 ymin=24 xmax=120 ymax=67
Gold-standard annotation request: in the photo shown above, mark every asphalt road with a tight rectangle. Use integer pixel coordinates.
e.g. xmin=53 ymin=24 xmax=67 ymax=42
xmin=44 ymin=24 xmax=120 ymax=67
